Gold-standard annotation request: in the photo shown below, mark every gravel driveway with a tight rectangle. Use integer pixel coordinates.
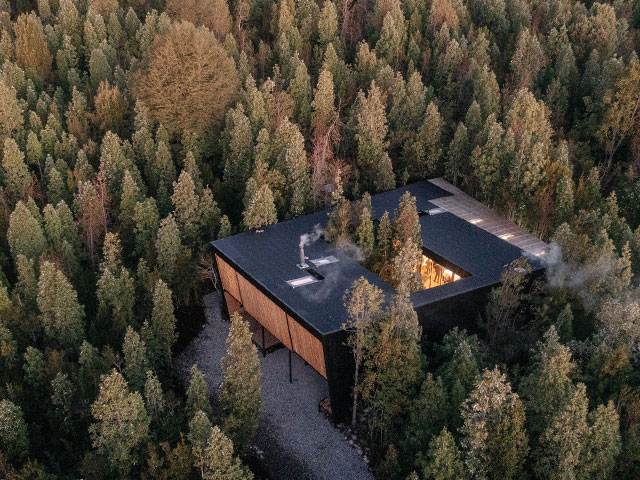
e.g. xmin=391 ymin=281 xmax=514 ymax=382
xmin=175 ymin=292 xmax=374 ymax=480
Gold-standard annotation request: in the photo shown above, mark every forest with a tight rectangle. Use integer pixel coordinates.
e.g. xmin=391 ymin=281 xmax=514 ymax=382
xmin=0 ymin=0 xmax=638 ymax=478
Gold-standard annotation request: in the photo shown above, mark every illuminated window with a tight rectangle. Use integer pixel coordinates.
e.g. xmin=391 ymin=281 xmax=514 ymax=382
xmin=418 ymin=249 xmax=469 ymax=291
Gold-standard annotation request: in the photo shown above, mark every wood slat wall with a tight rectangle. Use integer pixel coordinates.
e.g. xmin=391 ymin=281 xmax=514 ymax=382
xmin=224 ymin=291 xmax=243 ymax=316
xmin=217 ymin=255 xmax=328 ymax=379
xmin=216 ymin=254 xmax=242 ymax=303
xmin=236 ymin=274 xmax=293 ymax=350
xmin=288 ymin=315 xmax=327 ymax=378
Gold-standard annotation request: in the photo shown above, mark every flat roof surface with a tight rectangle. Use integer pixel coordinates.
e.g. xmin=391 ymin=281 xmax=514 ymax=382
xmin=212 ymin=180 xmax=546 ymax=336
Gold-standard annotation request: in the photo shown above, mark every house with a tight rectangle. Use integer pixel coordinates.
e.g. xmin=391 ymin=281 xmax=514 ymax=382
xmin=211 ymin=178 xmax=548 ymax=422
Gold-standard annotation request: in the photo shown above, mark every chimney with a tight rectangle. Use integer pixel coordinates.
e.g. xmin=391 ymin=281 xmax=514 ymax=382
xmin=299 ymin=243 xmax=308 ymax=269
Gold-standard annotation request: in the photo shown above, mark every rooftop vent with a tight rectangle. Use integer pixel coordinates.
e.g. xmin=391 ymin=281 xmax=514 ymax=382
xmin=418 ymin=207 xmax=446 ymax=216
xmin=286 ymin=268 xmax=325 ymax=288
xmin=310 ymin=255 xmax=339 ymax=267
xmin=287 ymin=276 xmax=318 ymax=288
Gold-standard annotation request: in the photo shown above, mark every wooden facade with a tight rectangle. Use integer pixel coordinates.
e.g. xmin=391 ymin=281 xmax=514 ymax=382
xmin=216 ymin=254 xmax=327 ymax=379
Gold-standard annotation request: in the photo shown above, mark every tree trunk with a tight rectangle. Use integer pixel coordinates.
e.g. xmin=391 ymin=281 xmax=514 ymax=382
xmin=351 ymin=362 xmax=359 ymax=428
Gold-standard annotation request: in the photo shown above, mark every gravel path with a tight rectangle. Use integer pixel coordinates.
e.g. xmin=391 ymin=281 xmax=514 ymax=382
xmin=175 ymin=292 xmax=374 ymax=480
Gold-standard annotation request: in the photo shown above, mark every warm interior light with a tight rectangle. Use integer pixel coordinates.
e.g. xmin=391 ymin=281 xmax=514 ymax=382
xmin=419 ymin=253 xmax=464 ymax=290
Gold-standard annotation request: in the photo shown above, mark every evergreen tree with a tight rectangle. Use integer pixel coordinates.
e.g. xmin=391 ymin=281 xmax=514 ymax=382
xmin=186 ymin=364 xmax=212 ymax=419
xmin=243 ymin=183 xmax=277 ymax=230
xmin=520 ymin=327 xmax=577 ymax=439
xmin=311 ymin=68 xmax=336 ymax=134
xmin=171 ymin=170 xmax=201 ymax=247
xmin=189 ymin=410 xmax=212 ymax=465
xmin=122 ymin=325 xmax=148 ymax=392
xmin=156 ymin=214 xmax=182 ymax=286
xmin=133 ymin=197 xmax=159 ymax=260
xmin=2 ymin=138 xmax=30 ymax=204
xmin=355 ymin=81 xmax=395 ymax=192
xmin=145 ymin=279 xmax=177 ymax=370
xmin=197 ymin=426 xmax=253 ymax=480
xmin=276 ymin=120 xmax=311 ymax=218
xmin=288 ymin=58 xmax=312 ymax=132
xmin=445 ymin=123 xmax=470 ymax=186
xmin=356 ymin=195 xmax=376 ymax=265
xmin=407 ymin=101 xmax=442 ymax=180
xmin=423 ymin=427 xmax=466 ymax=480
xmin=406 ymin=374 xmax=449 ymax=455
xmin=220 ymin=312 xmax=263 ymax=453
xmin=583 ymin=401 xmax=621 ymax=479
xmin=534 ymin=384 xmax=589 ymax=480
xmin=223 ymin=103 xmax=253 ymax=203
xmin=37 ymin=261 xmax=85 ymax=349
xmin=89 ymin=370 xmax=150 ymax=477
xmin=0 ymin=399 xmax=29 ymax=463
xmin=0 ymin=80 xmax=23 ymax=146
xmin=460 ymin=367 xmax=529 ymax=480
xmin=510 ymin=28 xmax=545 ymax=90
xmin=144 ymin=370 xmax=166 ymax=420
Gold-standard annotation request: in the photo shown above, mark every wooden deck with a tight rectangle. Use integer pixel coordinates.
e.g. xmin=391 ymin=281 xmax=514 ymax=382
xmin=428 ymin=178 xmax=549 ymax=258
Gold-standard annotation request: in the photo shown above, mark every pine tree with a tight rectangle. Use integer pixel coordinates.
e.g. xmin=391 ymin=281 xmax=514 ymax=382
xmin=520 ymin=327 xmax=577 ymax=439
xmin=122 ymin=325 xmax=148 ymax=392
xmin=445 ymin=123 xmax=470 ymax=186
xmin=223 ymin=103 xmax=253 ymax=202
xmin=96 ymin=233 xmax=135 ymax=345
xmin=288 ymin=58 xmax=312 ymax=131
xmin=16 ymin=254 xmax=38 ymax=313
xmin=89 ymin=370 xmax=150 ymax=477
xmin=473 ymin=64 xmax=501 ymax=120
xmin=198 ymin=426 xmax=253 ymax=480
xmin=156 ymin=214 xmax=182 ymax=286
xmin=243 ymin=183 xmax=277 ymax=230
xmin=93 ymin=81 xmax=126 ymax=134
xmin=355 ymin=82 xmax=395 ymax=192
xmin=406 ymin=374 xmax=448 ymax=454
xmin=37 ymin=261 xmax=84 ymax=349
xmin=583 ymin=401 xmax=621 ymax=479
xmin=172 ymin=170 xmax=201 ymax=247
xmin=276 ymin=120 xmax=311 ymax=218
xmin=311 ymin=69 xmax=336 ymax=134
xmin=145 ymin=279 xmax=177 ymax=370
xmin=460 ymin=367 xmax=529 ymax=480
xmin=423 ymin=427 xmax=466 ymax=480
xmin=356 ymin=196 xmax=376 ymax=266
xmin=407 ymin=101 xmax=442 ymax=180
xmin=89 ymin=45 xmax=113 ymax=89
xmin=0 ymin=80 xmax=24 ymax=146
xmin=534 ymin=383 xmax=589 ymax=479
xmin=23 ymin=346 xmax=45 ymax=389
xmin=186 ymin=364 xmax=213 ymax=419
xmin=220 ymin=312 xmax=263 ymax=453
xmin=0 ymin=399 xmax=29 ymax=463
xmin=144 ymin=370 xmax=166 ymax=420
xmin=189 ymin=410 xmax=212 ymax=462
xmin=119 ymin=170 xmax=141 ymax=248
xmin=505 ymin=89 xmax=553 ymax=204
xmin=2 ymin=138 xmax=30 ymax=204
xmin=376 ymin=211 xmax=393 ymax=265
xmin=218 ymin=215 xmax=232 ymax=238
xmin=375 ymin=6 xmax=406 ymax=68
xmin=14 ymin=12 xmax=53 ymax=85
xmin=133 ymin=197 xmax=159 ymax=260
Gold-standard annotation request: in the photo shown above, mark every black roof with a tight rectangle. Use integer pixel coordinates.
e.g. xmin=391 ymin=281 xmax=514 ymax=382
xmin=212 ymin=181 xmax=544 ymax=337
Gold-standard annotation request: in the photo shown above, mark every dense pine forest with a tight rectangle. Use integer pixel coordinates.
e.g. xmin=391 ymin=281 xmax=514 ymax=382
xmin=0 ymin=0 xmax=638 ymax=478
